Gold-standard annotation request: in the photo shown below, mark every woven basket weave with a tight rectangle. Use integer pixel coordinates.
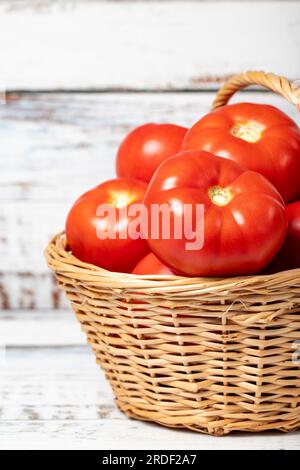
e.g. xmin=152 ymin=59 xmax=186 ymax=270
xmin=45 ymin=71 xmax=300 ymax=435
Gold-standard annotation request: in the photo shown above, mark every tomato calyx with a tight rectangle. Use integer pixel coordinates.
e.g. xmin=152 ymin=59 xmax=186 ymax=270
xmin=109 ymin=190 xmax=136 ymax=209
xmin=231 ymin=121 xmax=265 ymax=143
xmin=208 ymin=185 xmax=233 ymax=207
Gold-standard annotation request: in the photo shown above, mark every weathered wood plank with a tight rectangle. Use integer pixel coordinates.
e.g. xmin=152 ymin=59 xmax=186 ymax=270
xmin=0 ymin=1 xmax=299 ymax=90
xmin=0 ymin=311 xmax=85 ymax=346
xmin=1 ymin=420 xmax=300 ymax=450
xmin=1 ymin=91 xmax=299 ymax=202
xmin=0 ymin=92 xmax=215 ymax=201
xmin=0 ymin=345 xmax=120 ymax=421
xmin=0 ymin=344 xmax=299 ymax=449
xmin=0 ymin=271 xmax=68 ymax=310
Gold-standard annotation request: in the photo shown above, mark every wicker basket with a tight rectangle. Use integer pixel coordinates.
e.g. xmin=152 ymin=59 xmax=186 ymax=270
xmin=45 ymin=71 xmax=300 ymax=436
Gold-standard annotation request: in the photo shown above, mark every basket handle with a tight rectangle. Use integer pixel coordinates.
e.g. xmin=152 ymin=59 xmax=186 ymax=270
xmin=212 ymin=70 xmax=300 ymax=111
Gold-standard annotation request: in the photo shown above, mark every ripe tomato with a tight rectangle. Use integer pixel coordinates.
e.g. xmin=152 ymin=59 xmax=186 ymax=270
xmin=143 ymin=150 xmax=287 ymax=277
xmin=66 ymin=178 xmax=149 ymax=272
xmin=182 ymin=103 xmax=300 ymax=203
xmin=116 ymin=123 xmax=187 ymax=183
xmin=269 ymin=201 xmax=300 ymax=271
xmin=132 ymin=253 xmax=175 ymax=275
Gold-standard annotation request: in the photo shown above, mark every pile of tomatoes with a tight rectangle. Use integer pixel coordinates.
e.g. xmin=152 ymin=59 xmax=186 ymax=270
xmin=66 ymin=102 xmax=300 ymax=277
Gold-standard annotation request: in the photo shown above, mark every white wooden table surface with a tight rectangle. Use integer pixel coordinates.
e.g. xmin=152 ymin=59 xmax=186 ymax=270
xmin=0 ymin=0 xmax=300 ymax=450
xmin=1 ymin=311 xmax=300 ymax=450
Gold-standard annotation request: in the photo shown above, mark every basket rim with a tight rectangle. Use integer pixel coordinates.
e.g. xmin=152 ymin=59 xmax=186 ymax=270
xmin=45 ymin=231 xmax=300 ymax=292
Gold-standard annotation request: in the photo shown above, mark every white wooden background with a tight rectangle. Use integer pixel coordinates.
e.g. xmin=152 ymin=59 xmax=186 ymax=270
xmin=1 ymin=0 xmax=300 ymax=450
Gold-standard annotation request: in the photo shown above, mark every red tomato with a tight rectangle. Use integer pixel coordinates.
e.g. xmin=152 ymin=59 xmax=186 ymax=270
xmin=66 ymin=178 xmax=149 ymax=272
xmin=269 ymin=201 xmax=300 ymax=271
xmin=116 ymin=123 xmax=187 ymax=183
xmin=132 ymin=253 xmax=175 ymax=275
xmin=182 ymin=103 xmax=300 ymax=203
xmin=143 ymin=150 xmax=287 ymax=277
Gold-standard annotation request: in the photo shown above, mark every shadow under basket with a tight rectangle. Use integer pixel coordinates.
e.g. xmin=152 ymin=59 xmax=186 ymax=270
xmin=45 ymin=233 xmax=300 ymax=436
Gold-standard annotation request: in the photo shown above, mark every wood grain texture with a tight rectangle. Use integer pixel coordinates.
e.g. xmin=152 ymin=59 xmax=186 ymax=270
xmin=0 ymin=271 xmax=67 ymax=310
xmin=0 ymin=92 xmax=215 ymax=202
xmin=0 ymin=311 xmax=83 ymax=346
xmin=2 ymin=420 xmax=300 ymax=450
xmin=1 ymin=91 xmax=300 ymax=309
xmin=0 ymin=346 xmax=118 ymax=421
xmin=1 ymin=90 xmax=299 ymax=206
xmin=1 ymin=91 xmax=299 ymax=202
xmin=0 ymin=1 xmax=299 ymax=90
xmin=1 ymin=343 xmax=299 ymax=449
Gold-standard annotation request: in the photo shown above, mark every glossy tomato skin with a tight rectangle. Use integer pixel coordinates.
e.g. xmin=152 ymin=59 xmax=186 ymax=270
xmin=143 ymin=150 xmax=287 ymax=277
xmin=116 ymin=123 xmax=187 ymax=183
xmin=66 ymin=178 xmax=149 ymax=273
xmin=269 ymin=201 xmax=300 ymax=271
xmin=132 ymin=253 xmax=175 ymax=275
xmin=182 ymin=103 xmax=300 ymax=203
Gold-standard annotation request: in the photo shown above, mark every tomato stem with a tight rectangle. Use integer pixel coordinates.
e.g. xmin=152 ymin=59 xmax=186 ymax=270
xmin=231 ymin=121 xmax=265 ymax=143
